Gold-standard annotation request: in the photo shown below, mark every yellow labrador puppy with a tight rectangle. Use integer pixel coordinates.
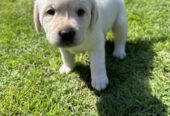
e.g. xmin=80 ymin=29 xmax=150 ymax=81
xmin=34 ymin=0 xmax=128 ymax=91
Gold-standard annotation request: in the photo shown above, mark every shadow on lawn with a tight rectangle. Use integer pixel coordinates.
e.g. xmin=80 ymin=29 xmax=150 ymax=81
xmin=75 ymin=38 xmax=168 ymax=116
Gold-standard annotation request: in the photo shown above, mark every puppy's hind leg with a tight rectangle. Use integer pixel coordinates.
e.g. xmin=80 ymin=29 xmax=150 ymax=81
xmin=112 ymin=10 xmax=128 ymax=59
xmin=59 ymin=48 xmax=75 ymax=74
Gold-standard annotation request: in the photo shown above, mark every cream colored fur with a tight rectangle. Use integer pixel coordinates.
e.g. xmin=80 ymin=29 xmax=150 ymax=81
xmin=34 ymin=0 xmax=128 ymax=91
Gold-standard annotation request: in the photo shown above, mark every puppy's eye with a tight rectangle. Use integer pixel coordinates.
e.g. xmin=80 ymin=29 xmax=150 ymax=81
xmin=47 ymin=9 xmax=55 ymax=15
xmin=77 ymin=9 xmax=85 ymax=17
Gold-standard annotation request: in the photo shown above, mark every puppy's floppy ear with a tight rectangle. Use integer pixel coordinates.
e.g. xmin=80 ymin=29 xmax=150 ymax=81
xmin=89 ymin=0 xmax=98 ymax=30
xmin=34 ymin=0 xmax=41 ymax=32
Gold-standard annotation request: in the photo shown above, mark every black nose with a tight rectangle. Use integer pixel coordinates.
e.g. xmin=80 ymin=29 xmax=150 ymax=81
xmin=59 ymin=28 xmax=76 ymax=41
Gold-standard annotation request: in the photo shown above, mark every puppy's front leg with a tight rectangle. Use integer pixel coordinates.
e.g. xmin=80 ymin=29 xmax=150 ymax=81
xmin=59 ymin=48 xmax=75 ymax=74
xmin=89 ymin=45 xmax=109 ymax=91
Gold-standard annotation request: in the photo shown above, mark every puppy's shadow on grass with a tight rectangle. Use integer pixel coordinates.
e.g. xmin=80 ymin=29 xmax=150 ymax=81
xmin=75 ymin=38 xmax=168 ymax=116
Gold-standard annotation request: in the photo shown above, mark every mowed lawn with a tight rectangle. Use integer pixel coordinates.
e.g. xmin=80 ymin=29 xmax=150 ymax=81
xmin=0 ymin=0 xmax=170 ymax=115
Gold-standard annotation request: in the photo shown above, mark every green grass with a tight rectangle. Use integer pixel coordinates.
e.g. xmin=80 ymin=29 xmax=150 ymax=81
xmin=0 ymin=0 xmax=170 ymax=115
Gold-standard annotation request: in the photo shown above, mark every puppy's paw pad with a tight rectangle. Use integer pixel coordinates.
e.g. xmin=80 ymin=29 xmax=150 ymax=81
xmin=113 ymin=50 xmax=126 ymax=59
xmin=91 ymin=76 xmax=109 ymax=91
xmin=59 ymin=65 xmax=74 ymax=74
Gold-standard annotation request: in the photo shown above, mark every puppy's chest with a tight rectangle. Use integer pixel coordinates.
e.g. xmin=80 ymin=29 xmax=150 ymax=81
xmin=66 ymin=40 xmax=96 ymax=54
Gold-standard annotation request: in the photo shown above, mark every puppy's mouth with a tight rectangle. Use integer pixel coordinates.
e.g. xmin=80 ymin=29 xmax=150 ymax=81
xmin=55 ymin=39 xmax=79 ymax=48
xmin=49 ymin=36 xmax=82 ymax=48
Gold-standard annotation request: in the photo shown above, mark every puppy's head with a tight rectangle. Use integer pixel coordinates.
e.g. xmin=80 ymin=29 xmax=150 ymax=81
xmin=34 ymin=0 xmax=98 ymax=48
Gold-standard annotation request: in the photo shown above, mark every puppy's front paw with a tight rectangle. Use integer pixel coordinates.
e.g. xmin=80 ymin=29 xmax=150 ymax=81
xmin=113 ymin=49 xmax=126 ymax=59
xmin=91 ymin=76 xmax=109 ymax=91
xmin=59 ymin=64 xmax=75 ymax=74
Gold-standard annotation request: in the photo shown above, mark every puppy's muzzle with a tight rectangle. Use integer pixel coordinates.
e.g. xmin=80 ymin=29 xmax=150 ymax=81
xmin=59 ymin=28 xmax=75 ymax=41
xmin=57 ymin=27 xmax=76 ymax=47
